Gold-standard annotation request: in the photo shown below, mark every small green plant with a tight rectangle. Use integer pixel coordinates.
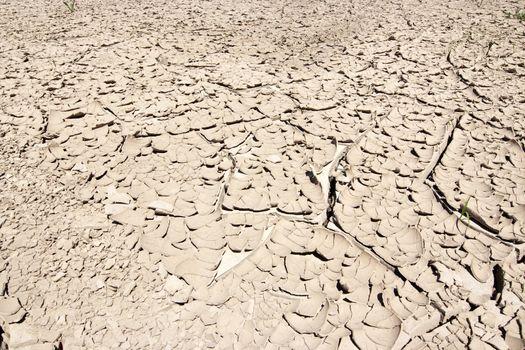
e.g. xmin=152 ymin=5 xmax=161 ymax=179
xmin=63 ymin=0 xmax=76 ymax=12
xmin=459 ymin=196 xmax=471 ymax=226
xmin=506 ymin=8 xmax=525 ymax=21
xmin=515 ymin=9 xmax=525 ymax=20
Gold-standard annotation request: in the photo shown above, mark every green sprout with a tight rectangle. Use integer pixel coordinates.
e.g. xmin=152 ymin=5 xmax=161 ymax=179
xmin=63 ymin=0 xmax=77 ymax=12
xmin=515 ymin=9 xmax=525 ymax=21
xmin=506 ymin=8 xmax=525 ymax=21
xmin=459 ymin=196 xmax=471 ymax=226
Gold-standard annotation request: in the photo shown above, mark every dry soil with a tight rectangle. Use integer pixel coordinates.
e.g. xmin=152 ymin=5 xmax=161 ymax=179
xmin=0 ymin=0 xmax=524 ymax=349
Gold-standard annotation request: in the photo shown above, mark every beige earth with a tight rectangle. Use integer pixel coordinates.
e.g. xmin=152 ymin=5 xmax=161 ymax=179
xmin=1 ymin=0 xmax=525 ymax=349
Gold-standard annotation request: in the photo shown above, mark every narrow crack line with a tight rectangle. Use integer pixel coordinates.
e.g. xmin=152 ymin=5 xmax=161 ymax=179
xmin=282 ymin=91 xmax=302 ymax=107
xmin=72 ymin=47 xmax=92 ymax=64
xmin=269 ymin=289 xmax=308 ymax=300
xmin=423 ymin=314 xmax=458 ymax=336
xmin=224 ymin=133 xmax=254 ymax=155
xmin=420 ymin=114 xmax=462 ymax=180
xmin=212 ymin=80 xmax=280 ymax=92
xmin=207 ymin=81 xmax=243 ymax=96
xmin=282 ymin=119 xmax=324 ymax=139
xmin=429 ymin=301 xmax=448 ymax=320
xmin=221 ymin=207 xmax=319 ymax=225
xmin=298 ymin=104 xmax=338 ymax=112
xmin=212 ymin=170 xmax=232 ymax=215
xmin=102 ymin=105 xmax=124 ymax=122
xmin=395 ymin=49 xmax=423 ymax=65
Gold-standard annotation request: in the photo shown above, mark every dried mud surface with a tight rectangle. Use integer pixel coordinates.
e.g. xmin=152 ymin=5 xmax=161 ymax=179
xmin=1 ymin=0 xmax=525 ymax=349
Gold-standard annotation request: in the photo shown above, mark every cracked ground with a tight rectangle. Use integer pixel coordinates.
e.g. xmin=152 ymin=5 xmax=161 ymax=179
xmin=1 ymin=0 xmax=525 ymax=349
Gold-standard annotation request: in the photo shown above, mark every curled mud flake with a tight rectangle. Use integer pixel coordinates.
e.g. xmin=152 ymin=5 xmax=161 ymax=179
xmin=0 ymin=297 xmax=26 ymax=323
xmin=148 ymin=199 xmax=174 ymax=214
xmin=164 ymin=275 xmax=192 ymax=302
xmin=268 ymin=319 xmax=297 ymax=345
xmin=151 ymin=133 xmax=170 ymax=152
xmin=122 ymin=136 xmax=151 ymax=157
xmin=344 ymin=304 xmax=401 ymax=350
xmin=284 ymin=299 xmax=329 ymax=334
xmin=110 ymin=208 xmax=146 ymax=227
xmin=107 ymin=185 xmax=132 ymax=204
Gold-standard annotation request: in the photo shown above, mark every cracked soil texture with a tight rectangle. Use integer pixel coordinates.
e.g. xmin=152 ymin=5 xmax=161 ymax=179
xmin=1 ymin=0 xmax=525 ymax=349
